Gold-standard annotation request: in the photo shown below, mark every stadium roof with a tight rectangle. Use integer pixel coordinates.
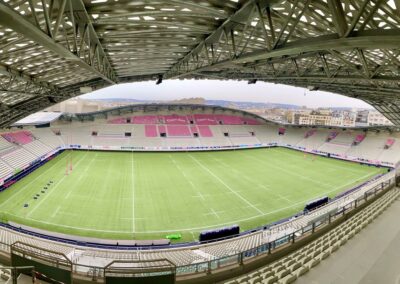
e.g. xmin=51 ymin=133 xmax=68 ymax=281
xmin=0 ymin=0 xmax=399 ymax=127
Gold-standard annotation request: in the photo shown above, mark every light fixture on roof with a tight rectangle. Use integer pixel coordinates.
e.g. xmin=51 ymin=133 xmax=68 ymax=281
xmin=156 ymin=75 xmax=163 ymax=85
xmin=307 ymin=85 xmax=320 ymax=91
xmin=80 ymin=86 xmax=93 ymax=94
xmin=248 ymin=79 xmax=257 ymax=84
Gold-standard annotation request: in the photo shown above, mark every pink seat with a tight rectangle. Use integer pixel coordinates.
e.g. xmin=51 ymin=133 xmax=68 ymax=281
xmin=163 ymin=115 xmax=188 ymax=125
xmin=133 ymin=115 xmax=159 ymax=124
xmin=198 ymin=125 xmax=213 ymax=137
xmin=158 ymin=125 xmax=166 ymax=135
xmin=305 ymin=130 xmax=316 ymax=138
xmin=144 ymin=125 xmax=158 ymax=137
xmin=167 ymin=125 xmax=191 ymax=137
xmin=242 ymin=117 xmax=261 ymax=125
xmin=194 ymin=114 xmax=217 ymax=125
xmin=214 ymin=115 xmax=243 ymax=125
xmin=354 ymin=134 xmax=366 ymax=143
xmin=108 ymin=118 xmax=126 ymax=124
xmin=1 ymin=131 xmax=33 ymax=145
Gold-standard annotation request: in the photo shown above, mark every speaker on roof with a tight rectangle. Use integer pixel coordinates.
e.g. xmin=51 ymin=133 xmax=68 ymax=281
xmin=156 ymin=75 xmax=163 ymax=85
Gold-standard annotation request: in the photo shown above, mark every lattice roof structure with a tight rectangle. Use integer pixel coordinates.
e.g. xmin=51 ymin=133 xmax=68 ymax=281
xmin=0 ymin=0 xmax=399 ymax=127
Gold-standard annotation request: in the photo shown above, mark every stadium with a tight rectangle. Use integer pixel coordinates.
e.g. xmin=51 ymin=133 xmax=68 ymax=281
xmin=0 ymin=0 xmax=400 ymax=283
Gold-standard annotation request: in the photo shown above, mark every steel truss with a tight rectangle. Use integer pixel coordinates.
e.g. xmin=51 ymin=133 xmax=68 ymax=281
xmin=0 ymin=0 xmax=399 ymax=126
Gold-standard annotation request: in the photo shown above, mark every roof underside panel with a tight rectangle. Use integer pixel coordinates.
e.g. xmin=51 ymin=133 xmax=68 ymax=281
xmin=0 ymin=0 xmax=399 ymax=127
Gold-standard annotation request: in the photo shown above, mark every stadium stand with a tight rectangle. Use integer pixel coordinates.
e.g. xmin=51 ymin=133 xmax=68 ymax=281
xmin=23 ymin=140 xmax=52 ymax=157
xmin=132 ymin=115 xmax=159 ymax=124
xmin=1 ymin=148 xmax=37 ymax=170
xmin=197 ymin=125 xmax=213 ymax=138
xmin=0 ymin=106 xmax=398 ymax=283
xmin=163 ymin=114 xmax=189 ymax=125
xmin=166 ymin=125 xmax=192 ymax=137
xmin=222 ymin=187 xmax=399 ymax=284
xmin=0 ymin=160 xmax=13 ymax=180
xmin=145 ymin=124 xmax=158 ymax=137
xmin=384 ymin=138 xmax=395 ymax=149
xmin=1 ymin=131 xmax=34 ymax=145
xmin=0 ymin=136 xmax=14 ymax=153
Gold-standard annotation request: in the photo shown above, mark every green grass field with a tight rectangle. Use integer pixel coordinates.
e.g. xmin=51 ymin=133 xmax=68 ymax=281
xmin=0 ymin=148 xmax=386 ymax=242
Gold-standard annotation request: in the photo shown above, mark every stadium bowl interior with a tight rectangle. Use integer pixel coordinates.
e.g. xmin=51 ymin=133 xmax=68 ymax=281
xmin=0 ymin=0 xmax=400 ymax=283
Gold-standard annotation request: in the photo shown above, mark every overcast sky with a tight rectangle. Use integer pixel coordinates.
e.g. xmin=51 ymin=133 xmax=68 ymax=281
xmin=82 ymin=79 xmax=373 ymax=109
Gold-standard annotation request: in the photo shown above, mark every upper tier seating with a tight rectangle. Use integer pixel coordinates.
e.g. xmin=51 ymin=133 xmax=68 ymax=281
xmin=108 ymin=114 xmax=263 ymax=126
xmin=1 ymin=131 xmax=33 ymax=145
xmin=132 ymin=115 xmax=159 ymax=124
xmin=109 ymin=117 xmax=126 ymax=124
xmin=162 ymin=115 xmax=189 ymax=125
xmin=0 ymin=136 xmax=14 ymax=153
xmin=215 ymin=115 xmax=243 ymax=125
xmin=242 ymin=117 xmax=262 ymax=125
xmin=193 ymin=114 xmax=218 ymax=125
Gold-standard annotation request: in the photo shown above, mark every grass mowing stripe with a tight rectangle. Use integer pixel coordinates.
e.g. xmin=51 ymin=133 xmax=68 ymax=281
xmin=205 ymin=153 xmax=292 ymax=203
xmin=27 ymin=152 xmax=89 ymax=217
xmin=0 ymin=153 xmax=67 ymax=208
xmin=239 ymin=151 xmax=335 ymax=190
xmin=0 ymin=148 xmax=386 ymax=241
xmin=188 ymin=153 xmax=264 ymax=215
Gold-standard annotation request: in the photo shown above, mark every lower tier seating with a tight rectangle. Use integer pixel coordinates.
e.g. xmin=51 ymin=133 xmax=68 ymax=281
xmin=222 ymin=188 xmax=399 ymax=284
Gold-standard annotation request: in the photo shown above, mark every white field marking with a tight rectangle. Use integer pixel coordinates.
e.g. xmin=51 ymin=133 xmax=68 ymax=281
xmin=239 ymin=152 xmax=335 ymax=189
xmin=7 ymin=213 xmax=130 ymax=233
xmin=132 ymin=171 xmax=378 ymax=233
xmin=65 ymin=154 xmax=94 ymax=197
xmin=270 ymin=148 xmax=365 ymax=174
xmin=57 ymin=211 xmax=76 ymax=217
xmin=203 ymin=209 xmax=224 ymax=219
xmin=51 ymin=206 xmax=60 ymax=218
xmin=168 ymin=155 xmax=210 ymax=203
xmin=242 ymin=203 xmax=262 ymax=209
xmin=190 ymin=231 xmax=196 ymax=241
xmin=131 ymin=151 xmax=135 ymax=233
xmin=189 ymin=154 xmax=264 ymax=215
xmin=0 ymin=153 xmax=67 ymax=208
xmin=7 ymin=172 xmax=378 ymax=236
xmin=206 ymin=153 xmax=291 ymax=203
xmin=26 ymin=152 xmax=88 ymax=217
xmin=192 ymin=192 xmax=207 ymax=200
xmin=64 ymin=190 xmax=73 ymax=199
